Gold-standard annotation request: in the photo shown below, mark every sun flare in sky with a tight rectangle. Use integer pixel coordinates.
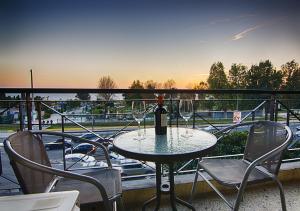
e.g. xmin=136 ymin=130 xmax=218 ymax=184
xmin=0 ymin=0 xmax=300 ymax=88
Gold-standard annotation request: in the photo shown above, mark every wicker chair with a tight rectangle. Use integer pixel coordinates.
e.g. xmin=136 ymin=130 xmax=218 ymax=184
xmin=4 ymin=131 xmax=124 ymax=211
xmin=190 ymin=121 xmax=292 ymax=211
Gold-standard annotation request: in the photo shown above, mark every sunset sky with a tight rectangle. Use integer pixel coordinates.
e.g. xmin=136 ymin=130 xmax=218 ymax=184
xmin=1 ymin=0 xmax=300 ymax=88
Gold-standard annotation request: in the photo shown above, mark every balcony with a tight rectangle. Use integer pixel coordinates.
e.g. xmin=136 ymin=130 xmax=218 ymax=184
xmin=1 ymin=88 xmax=300 ymax=210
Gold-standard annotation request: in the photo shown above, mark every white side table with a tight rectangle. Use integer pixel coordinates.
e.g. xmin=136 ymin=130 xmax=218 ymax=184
xmin=0 ymin=190 xmax=80 ymax=211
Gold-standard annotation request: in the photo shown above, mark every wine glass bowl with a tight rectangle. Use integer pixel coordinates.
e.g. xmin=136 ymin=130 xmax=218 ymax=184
xmin=179 ymin=100 xmax=193 ymax=137
xmin=132 ymin=101 xmax=146 ymax=140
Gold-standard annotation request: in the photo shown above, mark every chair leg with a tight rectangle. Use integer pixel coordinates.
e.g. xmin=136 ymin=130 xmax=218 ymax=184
xmin=113 ymin=201 xmax=117 ymax=211
xmin=190 ymin=160 xmax=200 ymax=202
xmin=116 ymin=196 xmax=125 ymax=211
xmin=233 ymin=181 xmax=248 ymax=211
xmin=274 ymin=178 xmax=287 ymax=211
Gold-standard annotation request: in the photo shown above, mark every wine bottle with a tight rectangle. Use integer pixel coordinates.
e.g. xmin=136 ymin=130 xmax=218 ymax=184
xmin=155 ymin=95 xmax=167 ymax=135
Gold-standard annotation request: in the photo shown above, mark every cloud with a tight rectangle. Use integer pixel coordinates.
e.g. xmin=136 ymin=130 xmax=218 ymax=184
xmin=232 ymin=25 xmax=262 ymax=41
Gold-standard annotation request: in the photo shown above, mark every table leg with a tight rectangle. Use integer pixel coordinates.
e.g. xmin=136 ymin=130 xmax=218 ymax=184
xmin=169 ymin=163 xmax=196 ymax=211
xmin=154 ymin=163 xmax=161 ymax=210
xmin=168 ymin=164 xmax=177 ymax=211
xmin=142 ymin=163 xmax=196 ymax=211
xmin=142 ymin=163 xmax=162 ymax=211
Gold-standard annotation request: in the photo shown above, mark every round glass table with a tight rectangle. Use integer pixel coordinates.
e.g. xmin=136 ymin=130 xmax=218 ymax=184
xmin=113 ymin=127 xmax=217 ymax=211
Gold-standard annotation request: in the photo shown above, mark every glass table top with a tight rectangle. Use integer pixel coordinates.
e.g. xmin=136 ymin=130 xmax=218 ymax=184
xmin=113 ymin=127 xmax=217 ymax=156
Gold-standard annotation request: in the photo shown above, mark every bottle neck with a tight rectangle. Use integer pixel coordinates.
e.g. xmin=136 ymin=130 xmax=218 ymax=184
xmin=157 ymin=95 xmax=164 ymax=106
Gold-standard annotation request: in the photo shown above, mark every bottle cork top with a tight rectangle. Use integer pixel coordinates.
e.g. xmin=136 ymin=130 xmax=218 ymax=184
xmin=157 ymin=95 xmax=164 ymax=105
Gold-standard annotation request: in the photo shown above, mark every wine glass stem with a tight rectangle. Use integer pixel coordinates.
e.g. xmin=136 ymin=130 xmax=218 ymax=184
xmin=138 ymin=121 xmax=141 ymax=138
xmin=185 ymin=120 xmax=188 ymax=135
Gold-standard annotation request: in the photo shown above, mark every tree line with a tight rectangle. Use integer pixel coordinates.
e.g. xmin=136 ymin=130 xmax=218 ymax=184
xmin=94 ymin=59 xmax=299 ymax=97
xmin=207 ymin=59 xmax=300 ymax=91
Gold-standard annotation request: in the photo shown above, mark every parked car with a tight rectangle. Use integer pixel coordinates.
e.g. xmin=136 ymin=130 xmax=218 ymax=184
xmin=65 ymin=153 xmax=96 ymax=163
xmin=202 ymin=125 xmax=216 ymax=131
xmin=45 ymin=138 xmax=73 ymax=150
xmin=65 ymin=143 xmax=96 ymax=154
xmin=65 ymin=153 xmax=123 ymax=171
xmin=109 ymin=151 xmax=125 ymax=161
xmin=116 ymin=159 xmax=155 ymax=176
xmin=72 ymin=133 xmax=101 ymax=142
xmin=79 ymin=133 xmax=100 ymax=140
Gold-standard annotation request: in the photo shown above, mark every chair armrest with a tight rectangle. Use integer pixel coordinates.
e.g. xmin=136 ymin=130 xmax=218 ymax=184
xmin=4 ymin=139 xmax=111 ymax=203
xmin=31 ymin=131 xmax=112 ymax=168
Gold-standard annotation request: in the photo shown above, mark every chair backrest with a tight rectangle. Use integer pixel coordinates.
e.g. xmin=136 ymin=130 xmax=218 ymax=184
xmin=243 ymin=121 xmax=291 ymax=175
xmin=5 ymin=131 xmax=55 ymax=194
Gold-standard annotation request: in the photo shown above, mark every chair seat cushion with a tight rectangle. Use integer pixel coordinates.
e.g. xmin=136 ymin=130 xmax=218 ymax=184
xmin=53 ymin=168 xmax=122 ymax=204
xmin=199 ymin=159 xmax=271 ymax=186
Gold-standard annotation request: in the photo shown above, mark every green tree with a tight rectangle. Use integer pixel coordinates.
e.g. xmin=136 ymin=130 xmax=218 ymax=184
xmin=124 ymin=80 xmax=145 ymax=102
xmin=281 ymin=60 xmax=300 ymax=108
xmin=97 ymin=76 xmax=117 ymax=118
xmin=207 ymin=62 xmax=230 ymax=112
xmin=207 ymin=62 xmax=228 ymax=89
xmin=163 ymin=79 xmax=176 ymax=89
xmin=228 ymin=63 xmax=247 ymax=89
xmin=144 ymin=80 xmax=160 ymax=90
xmin=228 ymin=64 xmax=248 ymax=110
xmin=244 ymin=60 xmax=283 ymax=111
xmin=281 ymin=60 xmax=300 ymax=90
xmin=0 ymin=92 xmax=7 ymax=108
xmin=97 ymin=75 xmax=117 ymax=101
xmin=193 ymin=81 xmax=208 ymax=90
xmin=245 ymin=60 xmax=283 ymax=90
xmin=0 ymin=92 xmax=5 ymax=100
xmin=144 ymin=80 xmax=160 ymax=99
xmin=75 ymin=93 xmax=91 ymax=101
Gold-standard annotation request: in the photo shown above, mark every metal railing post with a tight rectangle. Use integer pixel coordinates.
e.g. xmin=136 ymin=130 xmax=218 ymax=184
xmin=192 ymin=100 xmax=196 ymax=129
xmin=37 ymin=101 xmax=42 ymax=130
xmin=176 ymin=100 xmax=179 ymax=127
xmin=61 ymin=115 xmax=66 ymax=171
xmin=269 ymin=94 xmax=275 ymax=121
xmin=19 ymin=93 xmax=25 ymax=131
xmin=264 ymin=102 xmax=268 ymax=120
xmin=251 ymin=111 xmax=255 ymax=121
xmin=92 ymin=114 xmax=94 ymax=131
xmin=286 ymin=111 xmax=290 ymax=126
xmin=25 ymin=92 xmax=32 ymax=130
xmin=274 ymin=100 xmax=278 ymax=122
xmin=169 ymin=93 xmax=173 ymax=127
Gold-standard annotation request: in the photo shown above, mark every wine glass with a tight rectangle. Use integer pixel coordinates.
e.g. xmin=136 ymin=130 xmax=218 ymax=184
xmin=132 ymin=100 xmax=146 ymax=140
xmin=179 ymin=99 xmax=193 ymax=137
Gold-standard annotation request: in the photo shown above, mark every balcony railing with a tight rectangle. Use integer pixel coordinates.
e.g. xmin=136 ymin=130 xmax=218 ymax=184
xmin=1 ymin=88 xmax=300 ymax=181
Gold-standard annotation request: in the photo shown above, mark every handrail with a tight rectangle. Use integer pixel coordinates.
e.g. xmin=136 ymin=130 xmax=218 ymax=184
xmin=1 ymin=87 xmax=300 ymax=94
xmin=1 ymin=88 xmax=300 ymax=183
xmin=240 ymin=100 xmax=267 ymax=122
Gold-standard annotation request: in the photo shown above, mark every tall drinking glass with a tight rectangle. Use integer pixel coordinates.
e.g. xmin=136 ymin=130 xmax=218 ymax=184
xmin=179 ymin=99 xmax=193 ymax=137
xmin=132 ymin=100 xmax=146 ymax=140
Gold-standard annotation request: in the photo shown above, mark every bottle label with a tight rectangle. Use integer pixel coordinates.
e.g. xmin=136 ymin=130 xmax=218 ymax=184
xmin=161 ymin=114 xmax=167 ymax=127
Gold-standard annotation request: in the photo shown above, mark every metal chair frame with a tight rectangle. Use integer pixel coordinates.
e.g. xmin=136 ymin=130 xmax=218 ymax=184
xmin=4 ymin=131 xmax=124 ymax=211
xmin=190 ymin=121 xmax=293 ymax=211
